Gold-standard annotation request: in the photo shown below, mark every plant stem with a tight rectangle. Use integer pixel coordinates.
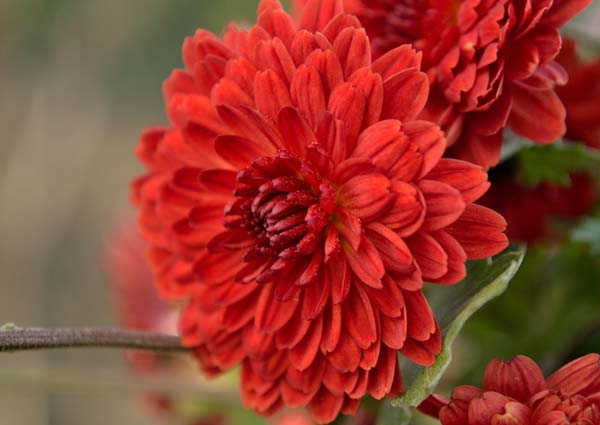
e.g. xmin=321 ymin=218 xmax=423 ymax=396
xmin=0 ymin=327 xmax=189 ymax=353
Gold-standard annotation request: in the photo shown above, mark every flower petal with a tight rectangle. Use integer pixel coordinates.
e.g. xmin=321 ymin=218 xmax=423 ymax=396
xmin=338 ymin=173 xmax=392 ymax=222
xmin=425 ymin=158 xmax=490 ymax=204
xmin=419 ymin=180 xmax=466 ymax=231
xmin=546 ymin=353 xmax=600 ymax=396
xmin=508 ymin=83 xmax=566 ymax=143
xmin=483 ymin=355 xmax=545 ymax=404
xmin=445 ymin=204 xmax=508 ymax=259
xmin=382 ymin=69 xmax=429 ymax=122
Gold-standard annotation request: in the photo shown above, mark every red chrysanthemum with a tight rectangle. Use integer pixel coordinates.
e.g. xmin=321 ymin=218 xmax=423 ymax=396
xmin=132 ymin=0 xmax=508 ymax=422
xmin=480 ymin=170 xmax=597 ymax=243
xmin=299 ymin=0 xmax=592 ymax=168
xmin=421 ymin=354 xmax=600 ymax=425
xmin=556 ymin=38 xmax=600 ymax=149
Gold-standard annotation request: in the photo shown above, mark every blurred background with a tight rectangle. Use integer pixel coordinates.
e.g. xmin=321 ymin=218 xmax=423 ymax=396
xmin=0 ymin=1 xmax=598 ymax=424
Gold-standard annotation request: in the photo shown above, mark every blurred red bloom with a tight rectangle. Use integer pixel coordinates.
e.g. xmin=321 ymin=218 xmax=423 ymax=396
xmin=477 ymin=37 xmax=600 ymax=244
xmin=301 ymin=0 xmax=592 ymax=168
xmin=421 ymin=354 xmax=600 ymax=425
xmin=103 ymin=217 xmax=178 ymax=373
xmin=480 ymin=171 xmax=597 ymax=243
xmin=556 ymin=38 xmax=600 ymax=149
xmin=104 ymin=218 xmax=227 ymax=424
xmin=132 ymin=0 xmax=508 ymax=422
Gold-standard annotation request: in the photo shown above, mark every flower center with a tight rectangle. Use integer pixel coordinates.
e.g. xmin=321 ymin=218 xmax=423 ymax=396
xmin=223 ymin=150 xmax=333 ymax=265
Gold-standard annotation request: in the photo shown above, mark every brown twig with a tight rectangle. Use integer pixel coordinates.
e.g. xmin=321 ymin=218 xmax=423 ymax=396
xmin=0 ymin=326 xmax=189 ymax=353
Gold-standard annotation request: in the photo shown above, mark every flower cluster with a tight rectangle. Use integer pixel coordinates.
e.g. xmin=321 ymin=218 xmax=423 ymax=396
xmin=312 ymin=0 xmax=592 ymax=168
xmin=128 ymin=0 xmax=599 ymax=423
xmin=131 ymin=0 xmax=510 ymax=422
xmin=422 ymin=354 xmax=600 ymax=425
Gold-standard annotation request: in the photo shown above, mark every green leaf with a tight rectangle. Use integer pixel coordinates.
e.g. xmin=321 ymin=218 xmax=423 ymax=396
xmin=517 ymin=143 xmax=600 ymax=187
xmin=383 ymin=246 xmax=526 ymax=424
xmin=0 ymin=323 xmax=19 ymax=331
xmin=572 ymin=218 xmax=600 ymax=255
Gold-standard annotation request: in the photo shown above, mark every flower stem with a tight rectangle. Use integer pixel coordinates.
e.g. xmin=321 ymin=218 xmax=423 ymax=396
xmin=0 ymin=326 xmax=189 ymax=353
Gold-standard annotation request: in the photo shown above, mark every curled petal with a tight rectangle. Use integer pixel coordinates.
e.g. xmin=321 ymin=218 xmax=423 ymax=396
xmin=403 ymin=120 xmax=446 ymax=178
xmin=338 ymin=173 xmax=392 ymax=221
xmin=425 ymin=158 xmax=490 ymax=204
xmin=483 ymin=355 xmax=546 ymax=403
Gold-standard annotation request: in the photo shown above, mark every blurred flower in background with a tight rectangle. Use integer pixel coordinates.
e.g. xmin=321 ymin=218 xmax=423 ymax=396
xmin=322 ymin=0 xmax=592 ymax=168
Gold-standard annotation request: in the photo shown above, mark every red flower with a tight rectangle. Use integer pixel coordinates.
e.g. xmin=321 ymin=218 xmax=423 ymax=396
xmin=421 ymin=354 xmax=600 ymax=425
xmin=299 ymin=0 xmax=592 ymax=168
xmin=480 ymin=170 xmax=597 ymax=243
xmin=556 ymin=38 xmax=600 ymax=149
xmin=132 ymin=0 xmax=508 ymax=422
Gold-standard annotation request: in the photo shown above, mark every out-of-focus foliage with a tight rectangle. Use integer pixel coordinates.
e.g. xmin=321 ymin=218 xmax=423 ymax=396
xmin=517 ymin=143 xmax=600 ymax=187
xmin=459 ymin=241 xmax=600 ymax=382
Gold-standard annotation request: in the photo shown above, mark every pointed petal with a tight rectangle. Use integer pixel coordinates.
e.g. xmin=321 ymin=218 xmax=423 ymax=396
xmin=255 ymin=282 xmax=299 ymax=333
xmin=299 ymin=0 xmax=343 ymax=32
xmin=290 ymin=64 xmax=327 ymax=129
xmin=364 ymin=274 xmax=405 ymax=318
xmin=419 ymin=180 xmax=466 ymax=231
xmin=308 ymin=388 xmax=344 ymax=424
xmin=404 ymin=290 xmax=436 ymax=341
xmin=401 ymin=321 xmax=442 ymax=366
xmin=365 ymin=222 xmax=413 ymax=274
xmin=368 ymin=346 xmax=398 ymax=399
xmin=328 ymin=329 xmax=361 ymax=372
xmin=343 ymin=236 xmax=385 ymax=289
xmin=508 ymin=83 xmax=566 ymax=143
xmin=382 ymin=69 xmax=429 ymax=122
xmin=428 ymin=231 xmax=467 ymax=285
xmin=321 ymin=303 xmax=342 ymax=353
xmin=254 ymin=69 xmax=292 ymax=120
xmin=332 ymin=27 xmax=371 ymax=77
xmin=289 ymin=317 xmax=324 ymax=371
xmin=373 ymin=45 xmax=422 ymax=81
xmin=445 ymin=204 xmax=508 ymax=259
xmin=405 ymin=232 xmax=448 ymax=280
xmin=343 ymin=284 xmax=377 ymax=349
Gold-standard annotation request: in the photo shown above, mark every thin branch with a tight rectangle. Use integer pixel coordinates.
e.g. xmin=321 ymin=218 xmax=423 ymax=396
xmin=0 ymin=327 xmax=190 ymax=353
